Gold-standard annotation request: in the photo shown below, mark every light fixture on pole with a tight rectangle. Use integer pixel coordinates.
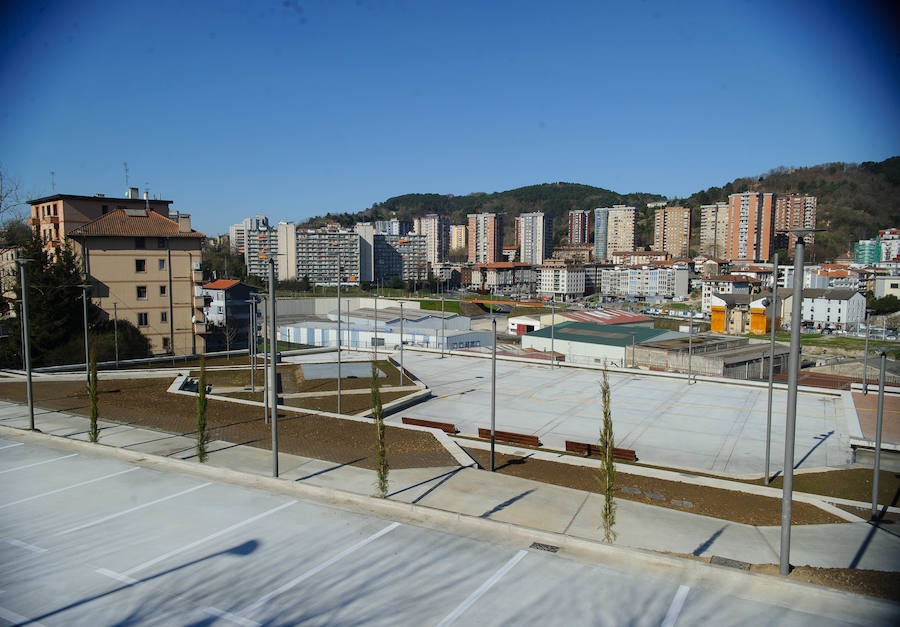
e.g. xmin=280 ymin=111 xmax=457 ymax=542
xmin=77 ymin=283 xmax=92 ymax=388
xmin=765 ymin=253 xmax=780 ymax=485
xmin=871 ymin=347 xmax=890 ymax=519
xmin=16 ymin=257 xmax=35 ymax=431
xmin=779 ymin=227 xmax=823 ymax=576
xmin=268 ymin=258 xmax=278 ymax=478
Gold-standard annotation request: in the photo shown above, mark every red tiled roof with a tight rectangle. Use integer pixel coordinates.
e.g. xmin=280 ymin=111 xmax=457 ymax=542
xmin=703 ymin=274 xmax=760 ymax=283
xmin=202 ymin=279 xmax=241 ymax=290
xmin=69 ymin=209 xmax=205 ymax=238
xmin=473 ymin=262 xmax=532 ymax=269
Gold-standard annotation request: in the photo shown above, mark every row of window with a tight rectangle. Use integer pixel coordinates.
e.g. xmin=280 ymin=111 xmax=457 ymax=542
xmin=135 ymin=259 xmax=165 ymax=272
xmin=136 ymin=285 xmax=167 ymax=299
xmin=136 ymin=311 xmax=168 ymax=326
xmin=134 ymin=237 xmax=168 ymax=249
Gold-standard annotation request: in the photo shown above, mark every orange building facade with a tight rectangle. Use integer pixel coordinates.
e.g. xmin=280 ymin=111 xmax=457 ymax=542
xmin=726 ymin=192 xmax=776 ymax=262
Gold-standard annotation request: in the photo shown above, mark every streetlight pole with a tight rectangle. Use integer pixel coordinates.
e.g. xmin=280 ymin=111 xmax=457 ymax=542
xmin=268 ymin=259 xmax=278 ymax=478
xmin=259 ymin=294 xmax=269 ymax=424
xmin=78 ymin=284 xmax=91 ymax=388
xmin=765 ymin=252 xmax=779 ymax=484
xmin=400 ymin=301 xmax=405 ymax=386
xmin=550 ymin=298 xmax=555 ymax=368
xmin=440 ymin=295 xmax=445 ymax=358
xmin=17 ymin=258 xmax=34 ymax=431
xmin=490 ymin=316 xmax=497 ymax=472
xmin=780 ymin=228 xmax=819 ymax=576
xmin=249 ymin=297 xmax=256 ymax=393
xmin=113 ymin=303 xmax=120 ymax=368
xmin=863 ymin=309 xmax=872 ymax=394
xmin=336 ymin=258 xmax=342 ymax=415
xmin=872 ymin=349 xmax=887 ymax=519
xmin=373 ymin=293 xmax=378 ymax=359
xmin=687 ymin=314 xmax=693 ymax=383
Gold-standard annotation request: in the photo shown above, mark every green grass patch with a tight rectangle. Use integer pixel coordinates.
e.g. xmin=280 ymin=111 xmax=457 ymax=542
xmin=418 ymin=299 xmax=463 ymax=314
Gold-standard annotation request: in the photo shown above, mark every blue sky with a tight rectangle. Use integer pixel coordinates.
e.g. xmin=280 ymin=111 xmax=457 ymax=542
xmin=1 ymin=0 xmax=898 ymax=237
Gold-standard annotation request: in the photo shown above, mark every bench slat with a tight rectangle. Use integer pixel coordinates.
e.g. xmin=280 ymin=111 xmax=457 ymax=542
xmin=401 ymin=417 xmax=457 ymax=434
xmin=478 ymin=428 xmax=540 ymax=447
xmin=565 ymin=440 xmax=637 ymax=462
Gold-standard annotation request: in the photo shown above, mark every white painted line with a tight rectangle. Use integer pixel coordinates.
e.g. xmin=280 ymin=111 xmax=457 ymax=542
xmin=234 ymin=521 xmax=401 ymax=618
xmin=7 ymin=539 xmax=48 ymax=554
xmin=0 ymin=467 xmax=138 ymax=510
xmin=0 ymin=453 xmax=78 ymax=474
xmin=0 ymin=442 xmax=24 ymax=451
xmin=121 ymin=500 xmax=296 ymax=577
xmin=661 ymin=585 xmax=691 ymax=627
xmin=0 ymin=604 xmax=45 ymax=626
xmin=56 ymin=482 xmax=213 ymax=536
xmin=203 ymin=607 xmax=261 ymax=627
xmin=95 ymin=568 xmax=138 ymax=585
xmin=436 ymin=549 xmax=527 ymax=627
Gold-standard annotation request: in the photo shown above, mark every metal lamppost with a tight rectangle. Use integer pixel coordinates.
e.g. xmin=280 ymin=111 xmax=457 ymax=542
xmin=779 ymin=227 xmax=821 ymax=576
xmin=258 ymin=293 xmax=269 ymax=424
xmin=687 ymin=313 xmax=693 ymax=383
xmin=550 ymin=298 xmax=555 ymax=368
xmin=871 ymin=348 xmax=889 ymax=519
xmin=335 ymin=253 xmax=343 ymax=415
xmin=863 ymin=309 xmax=873 ymax=394
xmin=268 ymin=259 xmax=278 ymax=477
xmin=765 ymin=253 xmax=780 ymax=484
xmin=400 ymin=301 xmax=405 ymax=386
xmin=113 ymin=303 xmax=119 ymax=368
xmin=77 ymin=283 xmax=91 ymax=387
xmin=440 ymin=295 xmax=445 ymax=358
xmin=16 ymin=257 xmax=34 ymax=430
xmin=249 ymin=297 xmax=256 ymax=393
xmin=490 ymin=316 xmax=497 ymax=471
xmin=373 ymin=293 xmax=378 ymax=359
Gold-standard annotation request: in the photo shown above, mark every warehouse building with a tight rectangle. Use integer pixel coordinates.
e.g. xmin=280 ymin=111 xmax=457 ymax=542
xmin=521 ymin=322 xmax=684 ymax=367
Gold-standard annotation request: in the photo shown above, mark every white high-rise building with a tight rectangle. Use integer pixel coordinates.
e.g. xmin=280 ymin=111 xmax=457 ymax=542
xmin=420 ymin=214 xmax=449 ymax=265
xmin=519 ymin=212 xmax=552 ymax=265
xmin=230 ymin=215 xmax=278 ymax=278
xmin=700 ymin=202 xmax=729 ymax=258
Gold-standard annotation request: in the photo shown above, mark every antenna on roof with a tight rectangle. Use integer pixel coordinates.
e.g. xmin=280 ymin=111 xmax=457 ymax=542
xmin=124 ymin=162 xmax=129 ymax=190
xmin=144 ymin=182 xmax=150 ymax=209
xmin=50 ymin=171 xmax=55 ymax=193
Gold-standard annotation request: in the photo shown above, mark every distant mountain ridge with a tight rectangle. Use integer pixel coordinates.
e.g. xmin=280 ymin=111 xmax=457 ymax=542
xmin=300 ymin=157 xmax=900 ymax=259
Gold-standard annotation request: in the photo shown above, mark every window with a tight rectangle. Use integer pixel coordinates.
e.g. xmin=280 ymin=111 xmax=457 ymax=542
xmin=162 ymin=337 xmax=170 ymax=350
xmin=135 ymin=237 xmax=146 ymax=249
xmin=157 ymin=238 xmax=166 ymax=249
xmin=135 ymin=259 xmax=146 ymax=272
xmin=137 ymin=312 xmax=148 ymax=326
xmin=160 ymin=285 xmax=166 ymax=296
xmin=161 ymin=311 xmax=167 ymax=323
xmin=102 ymin=205 xmax=109 ymax=215
xmin=137 ymin=286 xmax=147 ymax=300
xmin=159 ymin=259 xmax=165 ymax=270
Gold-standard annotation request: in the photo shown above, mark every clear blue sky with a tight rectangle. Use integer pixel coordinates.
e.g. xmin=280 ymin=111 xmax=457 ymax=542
xmin=2 ymin=0 xmax=898 ymax=237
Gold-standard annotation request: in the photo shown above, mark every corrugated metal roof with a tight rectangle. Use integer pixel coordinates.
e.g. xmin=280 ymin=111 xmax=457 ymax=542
xmin=525 ymin=321 xmax=671 ymax=346
xmin=69 ymin=209 xmax=205 ymax=238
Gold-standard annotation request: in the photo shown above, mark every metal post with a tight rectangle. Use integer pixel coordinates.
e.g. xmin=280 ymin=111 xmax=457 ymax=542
xmin=261 ymin=295 xmax=269 ymax=424
xmin=250 ymin=298 xmax=256 ymax=393
xmin=113 ymin=303 xmax=119 ymax=368
xmin=765 ymin=253 xmax=779 ymax=484
xmin=780 ymin=235 xmax=806 ymax=576
xmin=632 ymin=334 xmax=636 ymax=368
xmin=550 ymin=299 xmax=555 ymax=368
xmin=400 ymin=301 xmax=405 ymax=386
xmin=872 ymin=351 xmax=886 ymax=519
xmin=336 ymin=261 xmax=342 ymax=414
xmin=269 ymin=259 xmax=278 ymax=478
xmin=80 ymin=284 xmax=90 ymax=387
xmin=373 ymin=294 xmax=378 ymax=359
xmin=440 ymin=296 xmax=445 ymax=358
xmin=863 ymin=310 xmax=871 ymax=394
xmin=688 ymin=316 xmax=693 ymax=383
xmin=18 ymin=258 xmax=34 ymax=430
xmin=491 ymin=316 xmax=497 ymax=472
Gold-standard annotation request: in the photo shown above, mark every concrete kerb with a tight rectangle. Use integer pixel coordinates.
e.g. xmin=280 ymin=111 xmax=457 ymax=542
xmin=171 ymin=373 xmax=475 ymax=468
xmin=457 ymin=438 xmax=900 ymax=518
xmin=1 ymin=424 xmax=896 ymax=621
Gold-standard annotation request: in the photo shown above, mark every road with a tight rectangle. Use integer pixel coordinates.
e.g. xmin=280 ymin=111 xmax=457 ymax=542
xmin=0 ymin=436 xmax=891 ymax=626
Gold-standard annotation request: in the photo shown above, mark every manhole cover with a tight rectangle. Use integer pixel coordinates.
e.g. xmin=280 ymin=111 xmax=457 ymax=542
xmin=530 ymin=542 xmax=559 ymax=553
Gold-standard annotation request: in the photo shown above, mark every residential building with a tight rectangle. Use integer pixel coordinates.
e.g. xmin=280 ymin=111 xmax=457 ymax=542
xmin=0 ymin=246 xmax=20 ymax=300
xmin=450 ymin=224 xmax=468 ymax=250
xmin=594 ymin=208 xmax=609 ymax=262
xmin=229 ymin=215 xmax=269 ymax=255
xmin=799 ymin=289 xmax=866 ymax=330
xmin=653 ymin=206 xmax=691 ymax=258
xmin=374 ymin=218 xmax=412 ymax=236
xmin=199 ymin=280 xmax=260 ymax=351
xmin=29 ymin=189 xmax=172 ymax=255
xmin=775 ymin=194 xmax=817 ymax=248
xmin=518 ymin=212 xmax=552 ymax=265
xmin=420 ymin=214 xmax=450 ymax=265
xmin=699 ymin=202 xmax=729 ymax=258
xmin=701 ymin=275 xmax=761 ymax=313
xmin=467 ymin=213 xmax=503 ymax=264
xmin=470 ymin=262 xmax=536 ymax=294
xmin=374 ymin=233 xmax=428 ymax=281
xmin=880 ymin=228 xmax=900 ymax=261
xmin=709 ymin=293 xmax=776 ymax=335
xmin=600 ymin=265 xmax=689 ymax=300
xmin=854 ymin=239 xmax=881 ymax=265
xmin=726 ymin=192 xmax=776 ymax=262
xmin=501 ymin=246 xmax=517 ymax=262
xmin=610 ymin=250 xmax=670 ymax=265
xmin=69 ymin=208 xmax=205 ymax=355
xmin=874 ymin=276 xmax=900 ymax=299
xmin=538 ymin=260 xmax=585 ymax=301
xmin=277 ymin=222 xmax=361 ymax=284
xmin=241 ymin=216 xmax=279 ymax=279
xmin=606 ymin=206 xmax=636 ymax=257
xmin=552 ymin=244 xmax=593 ymax=264
xmin=568 ymin=209 xmax=591 ymax=245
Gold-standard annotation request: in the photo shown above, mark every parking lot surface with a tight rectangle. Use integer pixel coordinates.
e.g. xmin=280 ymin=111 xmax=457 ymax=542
xmin=0 ymin=436 xmax=887 ymax=626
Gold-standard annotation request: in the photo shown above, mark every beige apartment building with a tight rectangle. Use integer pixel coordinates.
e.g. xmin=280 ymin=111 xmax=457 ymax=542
xmin=69 ymin=208 xmax=206 ymax=356
xmin=699 ymin=202 xmax=729 ymax=257
xmin=29 ymin=189 xmax=172 ymax=254
xmin=468 ymin=213 xmax=503 ymax=264
xmin=606 ymin=206 xmax=636 ymax=254
xmin=653 ymin=206 xmax=691 ymax=258
xmin=775 ymin=194 xmax=817 ymax=248
xmin=450 ymin=224 xmax=468 ymax=250
xmin=726 ymin=192 xmax=776 ymax=262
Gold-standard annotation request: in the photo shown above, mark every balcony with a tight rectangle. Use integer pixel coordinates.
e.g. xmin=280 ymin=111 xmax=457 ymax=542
xmin=192 ymin=270 xmax=203 ymax=283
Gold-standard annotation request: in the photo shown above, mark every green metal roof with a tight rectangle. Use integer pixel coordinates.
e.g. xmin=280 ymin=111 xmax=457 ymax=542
xmin=525 ymin=321 xmax=669 ymax=346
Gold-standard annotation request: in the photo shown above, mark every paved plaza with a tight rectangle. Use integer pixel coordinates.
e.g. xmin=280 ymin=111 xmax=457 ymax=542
xmin=395 ymin=351 xmax=859 ymax=476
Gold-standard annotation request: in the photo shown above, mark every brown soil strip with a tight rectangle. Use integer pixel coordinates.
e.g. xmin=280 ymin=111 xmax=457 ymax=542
xmin=750 ymin=563 xmax=900 ymax=602
xmin=463 ymin=448 xmax=843 ymax=526
xmin=222 ymin=390 xmax=411 ymax=414
xmin=0 ymin=379 xmax=455 ymax=470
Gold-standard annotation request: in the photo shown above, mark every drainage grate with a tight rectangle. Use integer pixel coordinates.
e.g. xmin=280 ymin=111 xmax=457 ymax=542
xmin=709 ymin=556 xmax=750 ymax=570
xmin=620 ymin=486 xmax=642 ymax=495
xmin=530 ymin=542 xmax=559 ymax=553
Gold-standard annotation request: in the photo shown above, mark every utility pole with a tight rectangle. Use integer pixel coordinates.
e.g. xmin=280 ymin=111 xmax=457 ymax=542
xmin=268 ymin=259 xmax=278 ymax=477
xmin=17 ymin=258 xmax=34 ymax=430
xmin=765 ymin=253 xmax=779 ymax=484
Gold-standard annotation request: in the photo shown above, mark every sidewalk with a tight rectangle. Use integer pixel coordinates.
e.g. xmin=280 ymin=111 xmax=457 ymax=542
xmin=1 ymin=398 xmax=898 ymax=573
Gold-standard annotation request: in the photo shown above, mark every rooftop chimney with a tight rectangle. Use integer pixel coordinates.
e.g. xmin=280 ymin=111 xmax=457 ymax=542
xmin=127 ymin=187 xmax=139 ymax=199
xmin=178 ymin=213 xmax=192 ymax=233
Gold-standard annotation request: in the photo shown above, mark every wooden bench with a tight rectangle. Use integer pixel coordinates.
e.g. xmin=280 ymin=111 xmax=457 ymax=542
xmin=565 ymin=440 xmax=637 ymax=462
xmin=401 ymin=417 xmax=457 ymax=434
xmin=478 ymin=428 xmax=540 ymax=447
